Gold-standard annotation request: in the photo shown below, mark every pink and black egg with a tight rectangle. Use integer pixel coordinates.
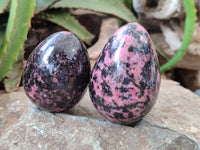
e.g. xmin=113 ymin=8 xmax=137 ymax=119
xmin=23 ymin=31 xmax=90 ymax=112
xmin=89 ymin=23 xmax=161 ymax=125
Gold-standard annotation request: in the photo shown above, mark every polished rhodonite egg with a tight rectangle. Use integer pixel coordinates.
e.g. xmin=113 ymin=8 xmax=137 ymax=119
xmin=89 ymin=23 xmax=160 ymax=125
xmin=23 ymin=31 xmax=90 ymax=112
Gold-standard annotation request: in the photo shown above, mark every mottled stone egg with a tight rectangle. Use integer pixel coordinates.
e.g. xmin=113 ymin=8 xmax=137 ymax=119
xmin=89 ymin=23 xmax=160 ymax=125
xmin=23 ymin=31 xmax=90 ymax=112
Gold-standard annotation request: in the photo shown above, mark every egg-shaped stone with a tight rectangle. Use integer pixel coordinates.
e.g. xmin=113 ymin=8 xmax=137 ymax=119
xmin=23 ymin=31 xmax=90 ymax=112
xmin=89 ymin=23 xmax=160 ymax=125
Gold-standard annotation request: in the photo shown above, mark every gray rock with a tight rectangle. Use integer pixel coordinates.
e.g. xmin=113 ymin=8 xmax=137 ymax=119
xmin=0 ymin=79 xmax=200 ymax=149
xmin=146 ymin=79 xmax=200 ymax=144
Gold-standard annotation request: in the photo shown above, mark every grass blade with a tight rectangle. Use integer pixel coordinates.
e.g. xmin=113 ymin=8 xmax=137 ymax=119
xmin=0 ymin=0 xmax=35 ymax=81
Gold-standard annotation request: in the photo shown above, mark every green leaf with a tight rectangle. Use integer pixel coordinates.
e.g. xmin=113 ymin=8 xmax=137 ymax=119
xmin=52 ymin=0 xmax=137 ymax=23
xmin=42 ymin=10 xmax=94 ymax=44
xmin=4 ymin=50 xmax=24 ymax=92
xmin=123 ymin=0 xmax=132 ymax=10
xmin=0 ymin=0 xmax=35 ymax=81
xmin=0 ymin=0 xmax=10 ymax=14
xmin=160 ymin=0 xmax=197 ymax=72
xmin=35 ymin=0 xmax=58 ymax=14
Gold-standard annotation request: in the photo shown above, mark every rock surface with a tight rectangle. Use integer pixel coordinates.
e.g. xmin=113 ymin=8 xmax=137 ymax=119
xmin=0 ymin=79 xmax=200 ymax=150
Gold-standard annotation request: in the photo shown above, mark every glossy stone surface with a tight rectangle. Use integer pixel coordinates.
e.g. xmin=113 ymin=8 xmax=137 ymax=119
xmin=89 ymin=23 xmax=161 ymax=125
xmin=23 ymin=31 xmax=90 ymax=112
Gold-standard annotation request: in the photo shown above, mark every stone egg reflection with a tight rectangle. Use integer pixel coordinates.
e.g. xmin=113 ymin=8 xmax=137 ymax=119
xmin=23 ymin=31 xmax=90 ymax=112
xmin=89 ymin=23 xmax=161 ymax=125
